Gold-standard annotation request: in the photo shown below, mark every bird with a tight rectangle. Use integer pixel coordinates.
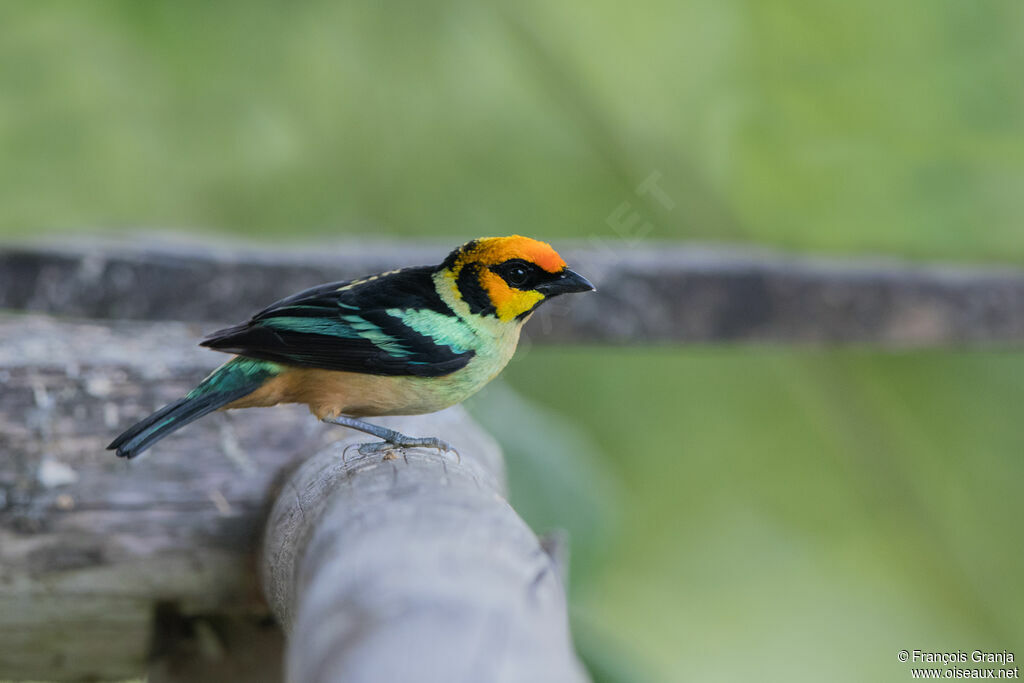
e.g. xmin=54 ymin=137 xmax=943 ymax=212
xmin=108 ymin=235 xmax=594 ymax=459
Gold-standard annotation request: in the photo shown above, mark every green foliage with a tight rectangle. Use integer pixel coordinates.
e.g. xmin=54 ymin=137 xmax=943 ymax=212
xmin=503 ymin=348 xmax=1024 ymax=681
xmin=1 ymin=1 xmax=1022 ymax=261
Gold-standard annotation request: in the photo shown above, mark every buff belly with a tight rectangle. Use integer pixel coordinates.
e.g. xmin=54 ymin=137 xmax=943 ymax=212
xmin=223 ymin=356 xmax=507 ymax=420
xmin=222 ymin=321 xmax=520 ymax=419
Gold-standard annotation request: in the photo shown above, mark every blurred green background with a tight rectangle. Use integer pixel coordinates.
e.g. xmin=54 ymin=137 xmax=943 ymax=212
xmin=2 ymin=1 xmax=1022 ymax=681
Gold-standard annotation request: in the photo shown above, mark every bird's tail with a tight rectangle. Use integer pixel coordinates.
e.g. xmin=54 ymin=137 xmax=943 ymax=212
xmin=108 ymin=357 xmax=280 ymax=459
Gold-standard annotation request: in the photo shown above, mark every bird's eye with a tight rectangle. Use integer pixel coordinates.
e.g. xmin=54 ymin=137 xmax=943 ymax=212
xmin=493 ymin=259 xmax=537 ymax=289
xmin=506 ymin=266 xmax=529 ymax=287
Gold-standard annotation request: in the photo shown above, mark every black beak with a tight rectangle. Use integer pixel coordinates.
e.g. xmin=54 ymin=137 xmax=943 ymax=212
xmin=537 ymin=268 xmax=596 ymax=297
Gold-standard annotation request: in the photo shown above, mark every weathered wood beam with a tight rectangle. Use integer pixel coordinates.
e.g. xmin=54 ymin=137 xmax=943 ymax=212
xmin=263 ymin=411 xmax=588 ymax=683
xmin=0 ymin=314 xmax=311 ymax=680
xmin=0 ymin=314 xmax=584 ymax=681
xmin=3 ymin=238 xmax=1024 ymax=346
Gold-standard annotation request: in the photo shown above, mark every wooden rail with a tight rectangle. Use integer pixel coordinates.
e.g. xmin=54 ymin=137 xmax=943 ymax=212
xmin=263 ymin=413 xmax=586 ymax=683
xmin=3 ymin=238 xmax=1024 ymax=346
xmin=0 ymin=314 xmax=585 ymax=681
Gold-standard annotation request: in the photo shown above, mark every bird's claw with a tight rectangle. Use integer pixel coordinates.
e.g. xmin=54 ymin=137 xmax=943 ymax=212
xmin=356 ymin=438 xmax=459 ymax=462
xmin=341 ymin=441 xmax=362 ymax=464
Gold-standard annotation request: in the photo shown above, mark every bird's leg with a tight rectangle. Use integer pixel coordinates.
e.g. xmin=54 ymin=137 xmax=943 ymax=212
xmin=321 ymin=415 xmax=456 ymax=457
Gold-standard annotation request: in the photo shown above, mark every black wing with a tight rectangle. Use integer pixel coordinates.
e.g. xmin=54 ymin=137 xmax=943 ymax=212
xmin=201 ymin=267 xmax=474 ymax=377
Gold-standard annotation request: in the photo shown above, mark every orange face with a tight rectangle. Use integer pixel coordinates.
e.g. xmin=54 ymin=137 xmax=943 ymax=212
xmin=444 ymin=235 xmax=587 ymax=322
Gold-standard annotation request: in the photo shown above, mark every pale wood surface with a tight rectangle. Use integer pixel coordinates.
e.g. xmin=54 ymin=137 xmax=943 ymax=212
xmin=263 ymin=410 xmax=588 ymax=683
xmin=0 ymin=314 xmax=314 ymax=680
xmin=0 ymin=314 xmax=586 ymax=682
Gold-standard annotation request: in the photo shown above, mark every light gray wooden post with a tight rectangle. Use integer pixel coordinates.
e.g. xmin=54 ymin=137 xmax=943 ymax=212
xmin=263 ymin=407 xmax=590 ymax=683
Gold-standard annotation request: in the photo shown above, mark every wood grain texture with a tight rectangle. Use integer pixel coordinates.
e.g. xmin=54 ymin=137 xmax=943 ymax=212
xmin=0 ymin=314 xmax=316 ymax=680
xmin=4 ymin=237 xmax=1024 ymax=346
xmin=263 ymin=410 xmax=588 ymax=683
xmin=0 ymin=314 xmax=586 ymax=682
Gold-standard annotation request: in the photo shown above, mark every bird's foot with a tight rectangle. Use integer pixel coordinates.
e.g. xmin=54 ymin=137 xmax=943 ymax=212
xmin=357 ymin=436 xmax=458 ymax=461
xmin=323 ymin=415 xmax=459 ymax=462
